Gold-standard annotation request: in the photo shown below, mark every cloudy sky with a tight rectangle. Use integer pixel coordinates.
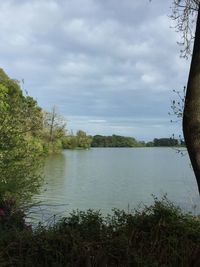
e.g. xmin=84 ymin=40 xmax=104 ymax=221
xmin=0 ymin=0 xmax=190 ymax=140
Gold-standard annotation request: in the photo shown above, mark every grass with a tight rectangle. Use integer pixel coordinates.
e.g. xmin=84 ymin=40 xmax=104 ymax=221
xmin=0 ymin=197 xmax=200 ymax=266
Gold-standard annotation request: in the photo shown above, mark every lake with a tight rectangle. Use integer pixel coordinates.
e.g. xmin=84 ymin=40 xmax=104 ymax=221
xmin=31 ymin=148 xmax=200 ymax=223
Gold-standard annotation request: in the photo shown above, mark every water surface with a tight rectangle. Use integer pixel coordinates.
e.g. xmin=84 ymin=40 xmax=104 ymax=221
xmin=32 ymin=148 xmax=200 ymax=222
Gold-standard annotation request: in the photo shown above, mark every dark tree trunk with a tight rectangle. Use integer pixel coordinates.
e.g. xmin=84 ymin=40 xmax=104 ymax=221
xmin=183 ymin=4 xmax=200 ymax=194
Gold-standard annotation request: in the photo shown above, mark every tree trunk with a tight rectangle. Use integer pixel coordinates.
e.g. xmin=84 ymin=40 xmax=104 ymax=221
xmin=183 ymin=4 xmax=200 ymax=194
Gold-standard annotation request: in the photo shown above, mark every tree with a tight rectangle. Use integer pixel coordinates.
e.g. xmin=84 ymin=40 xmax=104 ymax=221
xmin=43 ymin=106 xmax=67 ymax=153
xmin=76 ymin=130 xmax=92 ymax=149
xmin=62 ymin=134 xmax=78 ymax=149
xmin=62 ymin=131 xmax=92 ymax=149
xmin=170 ymin=1 xmax=200 ymax=193
xmin=0 ymin=69 xmax=44 ymax=204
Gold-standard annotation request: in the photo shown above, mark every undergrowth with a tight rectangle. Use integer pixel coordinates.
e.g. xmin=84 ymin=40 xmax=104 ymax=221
xmin=0 ymin=197 xmax=200 ymax=266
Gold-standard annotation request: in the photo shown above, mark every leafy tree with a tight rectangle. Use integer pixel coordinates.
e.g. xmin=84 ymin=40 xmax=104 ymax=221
xmin=0 ymin=69 xmax=44 ymax=204
xmin=62 ymin=134 xmax=78 ymax=149
xmin=170 ymin=1 xmax=200 ymax=193
xmin=42 ymin=106 xmax=67 ymax=153
xmin=76 ymin=130 xmax=92 ymax=149
xmin=62 ymin=131 xmax=92 ymax=149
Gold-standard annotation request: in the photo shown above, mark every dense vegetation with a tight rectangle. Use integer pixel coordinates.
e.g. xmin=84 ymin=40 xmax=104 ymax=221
xmin=62 ymin=135 xmax=183 ymax=149
xmin=153 ymin=138 xmax=179 ymax=147
xmin=91 ymin=134 xmax=145 ymax=147
xmin=149 ymin=138 xmax=183 ymax=147
xmin=0 ymin=197 xmax=200 ymax=266
xmin=90 ymin=135 xmax=182 ymax=148
xmin=62 ymin=130 xmax=92 ymax=149
xmin=0 ymin=69 xmax=44 ymax=204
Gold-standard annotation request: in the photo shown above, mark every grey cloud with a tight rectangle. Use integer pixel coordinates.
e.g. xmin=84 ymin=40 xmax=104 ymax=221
xmin=66 ymin=114 xmax=180 ymax=141
xmin=0 ymin=0 xmax=189 ymax=138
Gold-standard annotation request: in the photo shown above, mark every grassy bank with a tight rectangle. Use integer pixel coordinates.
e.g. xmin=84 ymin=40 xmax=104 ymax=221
xmin=0 ymin=198 xmax=200 ymax=267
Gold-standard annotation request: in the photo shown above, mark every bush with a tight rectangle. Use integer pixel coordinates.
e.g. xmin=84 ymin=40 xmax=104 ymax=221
xmin=0 ymin=197 xmax=30 ymax=232
xmin=0 ymin=199 xmax=200 ymax=266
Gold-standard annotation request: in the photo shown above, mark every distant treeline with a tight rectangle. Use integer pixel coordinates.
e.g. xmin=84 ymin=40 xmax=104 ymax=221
xmin=90 ymin=135 xmax=183 ymax=148
xmin=91 ymin=134 xmax=145 ymax=147
xmin=62 ymin=134 xmax=184 ymax=149
xmin=146 ymin=138 xmax=185 ymax=147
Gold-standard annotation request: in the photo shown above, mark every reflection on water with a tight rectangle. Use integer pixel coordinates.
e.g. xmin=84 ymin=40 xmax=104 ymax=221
xmin=32 ymin=148 xmax=200 ymax=223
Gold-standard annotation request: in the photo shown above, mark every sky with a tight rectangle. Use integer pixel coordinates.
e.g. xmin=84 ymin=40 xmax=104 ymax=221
xmin=0 ymin=0 xmax=191 ymax=141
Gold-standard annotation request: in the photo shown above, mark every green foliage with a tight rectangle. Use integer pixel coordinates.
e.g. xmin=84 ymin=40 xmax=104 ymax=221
xmin=45 ymin=139 xmax=63 ymax=154
xmin=146 ymin=141 xmax=154 ymax=147
xmin=42 ymin=107 xmax=67 ymax=154
xmin=62 ymin=131 xmax=92 ymax=149
xmin=0 ymin=197 xmax=29 ymax=232
xmin=91 ymin=134 xmax=145 ymax=147
xmin=1 ymin=199 xmax=200 ymax=266
xmin=153 ymin=138 xmax=179 ymax=147
xmin=0 ymin=70 xmax=44 ymax=204
xmin=76 ymin=130 xmax=92 ymax=149
xmin=90 ymin=134 xmax=183 ymax=148
xmin=62 ymin=135 xmax=78 ymax=149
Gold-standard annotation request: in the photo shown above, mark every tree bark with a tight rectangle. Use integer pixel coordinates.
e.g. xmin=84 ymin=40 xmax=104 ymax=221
xmin=183 ymin=4 xmax=200 ymax=194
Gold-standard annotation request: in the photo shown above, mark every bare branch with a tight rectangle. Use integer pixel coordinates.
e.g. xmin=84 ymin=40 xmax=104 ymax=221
xmin=170 ymin=0 xmax=199 ymax=57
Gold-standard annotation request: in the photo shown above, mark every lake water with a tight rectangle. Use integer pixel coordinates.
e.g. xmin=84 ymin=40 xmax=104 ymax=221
xmin=31 ymin=148 xmax=200 ymax=223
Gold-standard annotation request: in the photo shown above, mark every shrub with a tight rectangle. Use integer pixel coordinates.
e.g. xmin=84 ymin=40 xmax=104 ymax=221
xmin=0 ymin=199 xmax=200 ymax=266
